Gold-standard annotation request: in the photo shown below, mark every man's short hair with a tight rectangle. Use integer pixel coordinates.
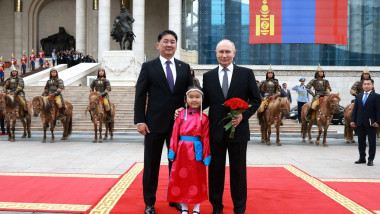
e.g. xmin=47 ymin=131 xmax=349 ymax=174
xmin=282 ymin=83 xmax=287 ymax=86
xmin=363 ymin=78 xmax=374 ymax=84
xmin=158 ymin=30 xmax=178 ymax=42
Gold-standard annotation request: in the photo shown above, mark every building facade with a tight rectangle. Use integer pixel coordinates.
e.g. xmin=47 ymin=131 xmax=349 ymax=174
xmin=1 ymin=0 xmax=379 ymax=66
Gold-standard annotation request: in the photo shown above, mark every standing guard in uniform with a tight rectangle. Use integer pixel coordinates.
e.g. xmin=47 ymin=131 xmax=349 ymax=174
xmin=38 ymin=47 xmax=45 ymax=68
xmin=2 ymin=65 xmax=29 ymax=118
xmin=21 ymin=51 xmax=28 ymax=74
xmin=350 ymin=66 xmax=373 ymax=102
xmin=10 ymin=54 xmax=18 ymax=68
xmin=42 ymin=68 xmax=65 ymax=119
xmin=90 ymin=68 xmax=112 ymax=122
xmin=305 ymin=64 xmax=332 ymax=122
xmin=0 ymin=57 xmax=5 ymax=83
xmin=30 ymin=50 xmax=36 ymax=71
xmin=256 ymin=65 xmax=281 ymax=124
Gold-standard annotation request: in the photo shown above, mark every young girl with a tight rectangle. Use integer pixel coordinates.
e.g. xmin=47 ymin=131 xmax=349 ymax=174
xmin=168 ymin=86 xmax=211 ymax=214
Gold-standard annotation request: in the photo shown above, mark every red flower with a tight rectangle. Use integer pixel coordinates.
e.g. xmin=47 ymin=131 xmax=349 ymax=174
xmin=221 ymin=98 xmax=251 ymax=139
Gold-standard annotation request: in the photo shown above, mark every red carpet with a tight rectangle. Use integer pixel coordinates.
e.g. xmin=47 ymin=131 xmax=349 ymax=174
xmin=89 ymin=163 xmax=372 ymax=214
xmin=321 ymin=178 xmax=380 ymax=214
xmin=0 ymin=171 xmax=120 ymax=213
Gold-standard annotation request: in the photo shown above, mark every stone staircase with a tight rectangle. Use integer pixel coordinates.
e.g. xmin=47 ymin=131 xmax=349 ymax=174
xmin=10 ymin=86 xmax=335 ymax=134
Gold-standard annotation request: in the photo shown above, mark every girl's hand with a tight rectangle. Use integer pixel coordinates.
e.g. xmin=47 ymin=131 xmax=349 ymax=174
xmin=174 ymin=107 xmax=184 ymax=120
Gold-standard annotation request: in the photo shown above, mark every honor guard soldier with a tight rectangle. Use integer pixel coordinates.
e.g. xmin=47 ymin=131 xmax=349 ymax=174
xmin=305 ymin=64 xmax=332 ymax=122
xmin=42 ymin=68 xmax=65 ymax=119
xmin=21 ymin=51 xmax=28 ymax=74
xmin=10 ymin=54 xmax=18 ymax=68
xmin=38 ymin=47 xmax=45 ymax=68
xmin=90 ymin=68 xmax=112 ymax=122
xmin=43 ymin=59 xmax=50 ymax=69
xmin=2 ymin=65 xmax=29 ymax=118
xmin=30 ymin=50 xmax=36 ymax=71
xmin=256 ymin=65 xmax=281 ymax=124
xmin=0 ymin=57 xmax=5 ymax=83
xmin=350 ymin=66 xmax=373 ymax=102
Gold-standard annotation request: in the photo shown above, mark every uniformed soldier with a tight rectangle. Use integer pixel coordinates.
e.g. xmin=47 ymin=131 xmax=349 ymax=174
xmin=30 ymin=49 xmax=36 ymax=71
xmin=21 ymin=51 xmax=28 ymax=74
xmin=90 ymin=68 xmax=112 ymax=122
xmin=42 ymin=68 xmax=65 ymax=119
xmin=2 ymin=65 xmax=29 ymax=118
xmin=305 ymin=64 xmax=332 ymax=122
xmin=256 ymin=65 xmax=281 ymax=124
xmin=350 ymin=66 xmax=373 ymax=102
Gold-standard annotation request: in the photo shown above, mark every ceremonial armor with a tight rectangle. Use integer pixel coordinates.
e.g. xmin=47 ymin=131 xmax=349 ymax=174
xmin=306 ymin=78 xmax=331 ymax=99
xmin=90 ymin=78 xmax=111 ymax=98
xmin=260 ymin=79 xmax=281 ymax=99
xmin=43 ymin=78 xmax=64 ymax=96
xmin=2 ymin=75 xmax=28 ymax=115
xmin=350 ymin=81 xmax=363 ymax=97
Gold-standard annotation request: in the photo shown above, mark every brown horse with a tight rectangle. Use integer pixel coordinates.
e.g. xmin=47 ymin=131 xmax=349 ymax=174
xmin=259 ymin=97 xmax=290 ymax=146
xmin=0 ymin=93 xmax=31 ymax=142
xmin=343 ymin=103 xmax=355 ymax=143
xmin=301 ymin=93 xmax=341 ymax=147
xmin=87 ymin=92 xmax=115 ymax=143
xmin=31 ymin=96 xmax=73 ymax=143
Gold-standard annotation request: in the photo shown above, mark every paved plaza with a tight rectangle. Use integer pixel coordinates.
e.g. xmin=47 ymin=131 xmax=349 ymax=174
xmin=0 ymin=125 xmax=379 ymax=214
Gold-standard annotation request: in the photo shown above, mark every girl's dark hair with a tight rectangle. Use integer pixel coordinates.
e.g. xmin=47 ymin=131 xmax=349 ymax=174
xmin=187 ymin=84 xmax=202 ymax=91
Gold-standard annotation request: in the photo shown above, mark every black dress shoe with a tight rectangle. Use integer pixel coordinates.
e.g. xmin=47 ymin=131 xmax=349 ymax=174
xmin=169 ymin=202 xmax=181 ymax=211
xmin=212 ymin=210 xmax=223 ymax=214
xmin=145 ymin=205 xmax=155 ymax=214
xmin=355 ymin=159 xmax=366 ymax=164
xmin=367 ymin=160 xmax=374 ymax=166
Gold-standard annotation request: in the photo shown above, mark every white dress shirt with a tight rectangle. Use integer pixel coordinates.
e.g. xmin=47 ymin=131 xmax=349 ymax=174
xmin=159 ymin=56 xmax=177 ymax=84
xmin=218 ymin=64 xmax=234 ymax=89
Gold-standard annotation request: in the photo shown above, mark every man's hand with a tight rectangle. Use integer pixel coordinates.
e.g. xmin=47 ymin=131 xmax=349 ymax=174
xmin=350 ymin=122 xmax=356 ymax=128
xmin=137 ymin=123 xmax=150 ymax=135
xmin=174 ymin=107 xmax=184 ymax=120
xmin=372 ymin=122 xmax=379 ymax=128
xmin=232 ymin=114 xmax=243 ymax=127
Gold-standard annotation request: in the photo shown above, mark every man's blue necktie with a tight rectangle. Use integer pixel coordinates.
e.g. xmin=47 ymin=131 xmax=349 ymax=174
xmin=165 ymin=61 xmax=174 ymax=92
xmin=363 ymin=92 xmax=368 ymax=105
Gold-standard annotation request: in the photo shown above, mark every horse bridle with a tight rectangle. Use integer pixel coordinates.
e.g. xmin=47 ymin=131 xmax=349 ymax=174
xmin=89 ymin=95 xmax=103 ymax=117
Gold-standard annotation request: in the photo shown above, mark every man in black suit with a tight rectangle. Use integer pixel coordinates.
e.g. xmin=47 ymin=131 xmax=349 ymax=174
xmin=202 ymin=39 xmax=261 ymax=214
xmin=280 ymin=83 xmax=292 ymax=103
xmin=134 ymin=30 xmax=193 ymax=214
xmin=351 ymin=78 xmax=380 ymax=166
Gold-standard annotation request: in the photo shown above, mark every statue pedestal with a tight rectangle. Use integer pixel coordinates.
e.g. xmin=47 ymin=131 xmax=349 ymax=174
xmin=100 ymin=50 xmax=141 ymax=86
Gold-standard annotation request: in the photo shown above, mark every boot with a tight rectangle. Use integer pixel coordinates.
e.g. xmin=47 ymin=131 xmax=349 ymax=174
xmin=58 ymin=108 xmax=65 ymax=119
xmin=32 ymin=65 xmax=35 ymax=71
xmin=23 ymin=109 xmax=29 ymax=119
xmin=305 ymin=108 xmax=313 ymax=122
xmin=258 ymin=112 xmax=263 ymax=125
xmin=106 ymin=110 xmax=112 ymax=122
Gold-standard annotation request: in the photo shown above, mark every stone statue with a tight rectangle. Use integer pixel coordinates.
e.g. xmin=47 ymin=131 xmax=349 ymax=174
xmin=111 ymin=5 xmax=135 ymax=50
xmin=40 ymin=27 xmax=75 ymax=56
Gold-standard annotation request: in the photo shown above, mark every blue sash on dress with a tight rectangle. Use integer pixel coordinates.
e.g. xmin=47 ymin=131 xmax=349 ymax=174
xmin=180 ymin=136 xmax=202 ymax=161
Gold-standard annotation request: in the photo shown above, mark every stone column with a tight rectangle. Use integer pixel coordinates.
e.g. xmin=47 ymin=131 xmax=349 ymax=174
xmin=14 ymin=0 xmax=23 ymax=60
xmin=98 ymin=0 xmax=110 ymax=61
xmin=169 ymin=0 xmax=182 ymax=59
xmin=76 ymin=0 xmax=86 ymax=53
xmin=133 ymin=0 xmax=145 ymax=63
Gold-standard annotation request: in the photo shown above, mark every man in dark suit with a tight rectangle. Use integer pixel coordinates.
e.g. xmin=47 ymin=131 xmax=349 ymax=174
xmin=280 ymin=83 xmax=292 ymax=103
xmin=134 ymin=30 xmax=193 ymax=214
xmin=351 ymin=78 xmax=380 ymax=166
xmin=202 ymin=39 xmax=261 ymax=214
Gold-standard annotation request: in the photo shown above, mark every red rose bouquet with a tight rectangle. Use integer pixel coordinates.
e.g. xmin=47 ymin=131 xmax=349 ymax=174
xmin=220 ymin=98 xmax=251 ymax=139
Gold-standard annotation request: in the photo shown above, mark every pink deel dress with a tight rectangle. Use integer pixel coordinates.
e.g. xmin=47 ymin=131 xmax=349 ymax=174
xmin=167 ymin=108 xmax=211 ymax=204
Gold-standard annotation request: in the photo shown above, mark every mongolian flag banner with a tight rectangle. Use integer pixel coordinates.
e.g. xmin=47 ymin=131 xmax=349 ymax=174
xmin=249 ymin=0 xmax=348 ymax=44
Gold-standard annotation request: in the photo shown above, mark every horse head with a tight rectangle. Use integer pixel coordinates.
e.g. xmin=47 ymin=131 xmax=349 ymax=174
xmin=279 ymin=97 xmax=290 ymax=118
xmin=327 ymin=93 xmax=341 ymax=114
xmin=4 ymin=94 xmax=18 ymax=109
xmin=88 ymin=92 xmax=102 ymax=113
xmin=42 ymin=96 xmax=54 ymax=114
xmin=32 ymin=96 xmax=43 ymax=117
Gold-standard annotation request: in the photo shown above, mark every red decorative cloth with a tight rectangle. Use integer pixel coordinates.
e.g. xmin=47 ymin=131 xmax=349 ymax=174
xmin=167 ymin=108 xmax=210 ymax=204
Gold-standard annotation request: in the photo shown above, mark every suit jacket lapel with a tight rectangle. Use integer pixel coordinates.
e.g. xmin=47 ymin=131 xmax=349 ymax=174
xmin=211 ymin=67 xmax=225 ymax=100
xmin=173 ymin=59 xmax=184 ymax=92
xmin=226 ymin=65 xmax=241 ymax=99
xmin=153 ymin=57 xmax=171 ymax=92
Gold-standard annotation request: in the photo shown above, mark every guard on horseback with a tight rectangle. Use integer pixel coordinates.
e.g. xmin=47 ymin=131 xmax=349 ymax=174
xmin=350 ymin=66 xmax=373 ymax=102
xmin=1 ymin=65 xmax=29 ymax=118
xmin=305 ymin=64 xmax=332 ymax=122
xmin=42 ymin=68 xmax=65 ymax=119
xmin=90 ymin=68 xmax=112 ymax=122
xmin=257 ymin=65 xmax=281 ymax=124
